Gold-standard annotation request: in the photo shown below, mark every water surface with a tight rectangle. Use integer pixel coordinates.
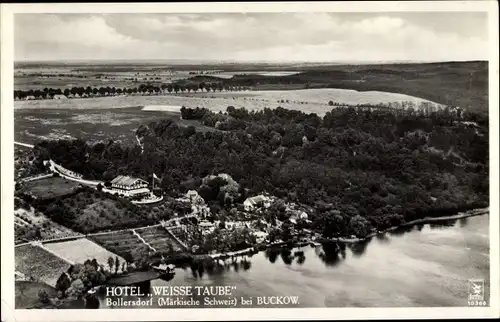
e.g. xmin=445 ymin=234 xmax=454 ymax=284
xmin=101 ymin=214 xmax=490 ymax=308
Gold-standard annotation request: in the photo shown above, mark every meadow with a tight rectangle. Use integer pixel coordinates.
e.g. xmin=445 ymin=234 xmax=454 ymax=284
xmin=15 ymin=89 xmax=438 ymax=146
xmin=14 ymin=105 xmax=215 ymax=146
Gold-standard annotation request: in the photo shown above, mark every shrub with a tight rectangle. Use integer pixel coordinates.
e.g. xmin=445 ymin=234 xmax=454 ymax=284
xmin=38 ymin=290 xmax=50 ymax=304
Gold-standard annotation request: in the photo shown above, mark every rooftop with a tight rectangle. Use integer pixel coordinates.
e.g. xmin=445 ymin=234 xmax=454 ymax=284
xmin=111 ymin=175 xmax=148 ymax=187
xmin=245 ymin=195 xmax=270 ymax=204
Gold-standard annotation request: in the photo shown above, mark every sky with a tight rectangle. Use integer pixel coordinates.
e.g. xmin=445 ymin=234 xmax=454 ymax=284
xmin=14 ymin=12 xmax=489 ymax=63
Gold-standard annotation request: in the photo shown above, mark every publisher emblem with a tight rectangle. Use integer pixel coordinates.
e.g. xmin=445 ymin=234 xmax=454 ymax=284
xmin=468 ymin=279 xmax=484 ymax=301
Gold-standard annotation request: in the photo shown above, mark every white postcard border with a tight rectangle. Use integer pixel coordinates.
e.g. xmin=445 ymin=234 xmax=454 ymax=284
xmin=1 ymin=1 xmax=499 ymax=321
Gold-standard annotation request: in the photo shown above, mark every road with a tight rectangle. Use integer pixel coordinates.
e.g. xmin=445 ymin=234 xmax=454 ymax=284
xmin=14 ymin=141 xmax=34 ymax=148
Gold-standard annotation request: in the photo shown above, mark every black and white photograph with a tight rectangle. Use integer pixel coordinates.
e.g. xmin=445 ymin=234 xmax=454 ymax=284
xmin=1 ymin=1 xmax=499 ymax=320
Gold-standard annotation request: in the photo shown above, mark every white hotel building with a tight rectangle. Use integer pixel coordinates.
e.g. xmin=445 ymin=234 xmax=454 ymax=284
xmin=108 ymin=175 xmax=151 ymax=198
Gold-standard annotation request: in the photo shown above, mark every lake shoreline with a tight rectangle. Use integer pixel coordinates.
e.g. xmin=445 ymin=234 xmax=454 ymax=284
xmin=191 ymin=207 xmax=490 ymax=264
xmin=319 ymin=207 xmax=489 ymax=244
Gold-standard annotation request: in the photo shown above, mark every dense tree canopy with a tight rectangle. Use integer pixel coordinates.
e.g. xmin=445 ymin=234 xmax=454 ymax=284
xmin=29 ymin=104 xmax=488 ymax=238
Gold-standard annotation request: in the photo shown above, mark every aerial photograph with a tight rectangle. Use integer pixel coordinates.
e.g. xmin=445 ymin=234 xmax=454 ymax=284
xmin=12 ymin=11 xmax=491 ymax=310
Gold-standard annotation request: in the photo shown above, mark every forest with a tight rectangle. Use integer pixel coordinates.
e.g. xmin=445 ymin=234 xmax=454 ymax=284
xmin=27 ymin=104 xmax=489 ymax=238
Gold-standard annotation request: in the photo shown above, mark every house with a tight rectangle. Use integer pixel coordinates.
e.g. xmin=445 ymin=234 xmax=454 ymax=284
xmin=253 ymin=231 xmax=268 ymax=244
xmin=186 ymin=190 xmax=205 ymax=205
xmin=225 ymin=221 xmax=250 ymax=230
xmin=108 ymin=175 xmax=150 ymax=197
xmin=289 ymin=211 xmax=310 ymax=225
xmin=53 ymin=94 xmax=67 ymax=100
xmin=243 ymin=195 xmax=271 ymax=211
xmin=24 ymin=95 xmax=36 ymax=100
xmin=198 ymin=220 xmax=216 ymax=235
xmin=176 ymin=190 xmax=209 ymax=216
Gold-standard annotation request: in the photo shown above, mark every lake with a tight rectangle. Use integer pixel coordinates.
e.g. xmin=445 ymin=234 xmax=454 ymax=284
xmin=100 ymin=214 xmax=490 ymax=308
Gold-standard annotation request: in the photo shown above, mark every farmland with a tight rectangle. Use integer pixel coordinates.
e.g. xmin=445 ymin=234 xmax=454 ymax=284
xmin=88 ymin=230 xmax=145 ymax=259
xmin=15 ymin=88 xmax=438 ymax=113
xmin=14 ymin=60 xmax=305 ymax=91
xmin=135 ymin=226 xmax=186 ymax=253
xmin=42 ymin=238 xmax=126 ymax=272
xmin=15 ymin=61 xmax=488 ymax=115
xmin=15 ymin=66 xmax=190 ymax=91
xmin=18 ymin=176 xmax=82 ymax=201
xmin=15 ymin=244 xmax=71 ymax=287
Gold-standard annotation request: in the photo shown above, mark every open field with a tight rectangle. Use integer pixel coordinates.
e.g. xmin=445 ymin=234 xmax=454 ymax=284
xmin=15 ymin=88 xmax=437 ymax=112
xmin=205 ymin=71 xmax=300 ymax=79
xmin=14 ymin=105 xmax=215 ymax=146
xmin=15 ymin=244 xmax=71 ymax=287
xmin=14 ymin=88 xmax=438 ymax=146
xmin=19 ymin=176 xmax=82 ymax=200
xmin=88 ymin=230 xmax=145 ymax=259
xmin=15 ymin=61 xmax=487 ymax=114
xmin=15 ymin=66 xmax=192 ymax=90
xmin=14 ymin=61 xmax=307 ymax=90
xmin=43 ymin=238 xmax=126 ymax=272
xmin=135 ymin=226 xmax=185 ymax=253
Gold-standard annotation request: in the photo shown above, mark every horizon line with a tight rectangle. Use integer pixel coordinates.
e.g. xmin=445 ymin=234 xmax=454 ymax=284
xmin=14 ymin=58 xmax=488 ymax=65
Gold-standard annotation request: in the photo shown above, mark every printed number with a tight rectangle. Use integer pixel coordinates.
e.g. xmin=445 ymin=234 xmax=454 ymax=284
xmin=468 ymin=300 xmax=487 ymax=306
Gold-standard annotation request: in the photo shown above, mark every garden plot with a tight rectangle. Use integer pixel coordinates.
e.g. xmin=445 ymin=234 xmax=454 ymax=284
xmin=135 ymin=226 xmax=185 ymax=253
xmin=89 ymin=230 xmax=145 ymax=258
